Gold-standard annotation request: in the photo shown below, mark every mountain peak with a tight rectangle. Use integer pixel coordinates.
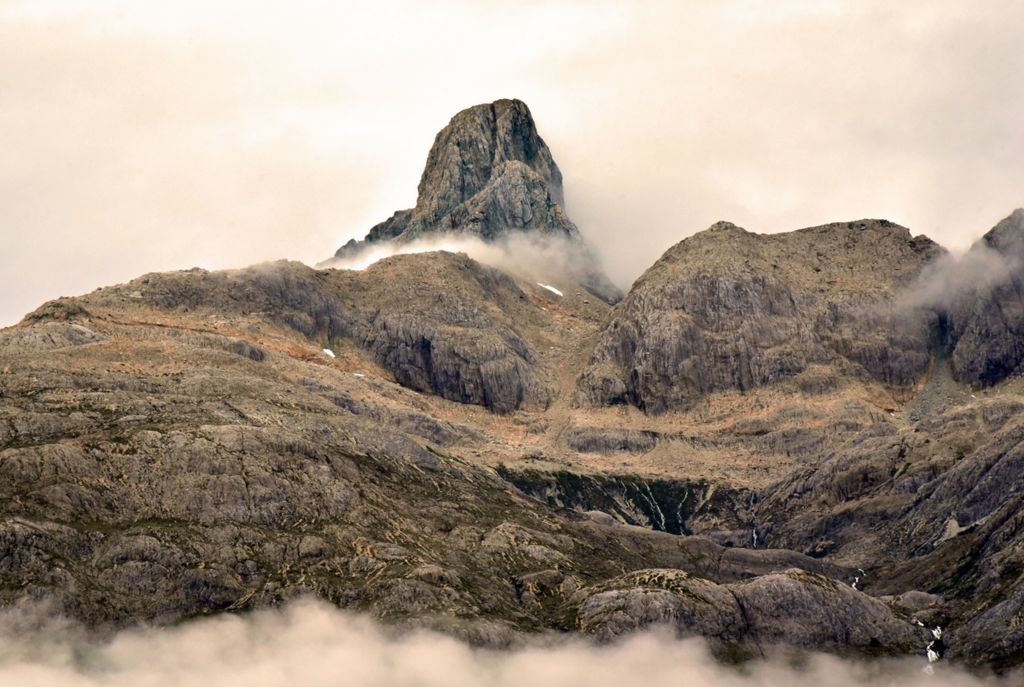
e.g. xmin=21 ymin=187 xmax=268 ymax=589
xmin=417 ymin=99 xmax=564 ymax=214
xmin=328 ymin=99 xmax=621 ymax=303
xmin=705 ymin=220 xmax=747 ymax=233
xmin=337 ymin=98 xmax=572 ymax=247
xmin=982 ymin=207 xmax=1024 ymax=254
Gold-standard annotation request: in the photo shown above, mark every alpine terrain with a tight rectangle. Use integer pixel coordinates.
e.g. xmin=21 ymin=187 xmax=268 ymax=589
xmin=3 ymin=99 xmax=1024 ymax=670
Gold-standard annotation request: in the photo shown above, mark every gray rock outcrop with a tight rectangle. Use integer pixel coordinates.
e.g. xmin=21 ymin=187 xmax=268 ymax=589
xmin=576 ymin=220 xmax=941 ymax=413
xmin=570 ymin=568 xmax=925 ymax=655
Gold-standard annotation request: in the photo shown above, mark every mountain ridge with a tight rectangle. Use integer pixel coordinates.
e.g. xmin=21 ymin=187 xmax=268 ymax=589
xmin=3 ymin=97 xmax=1024 ymax=668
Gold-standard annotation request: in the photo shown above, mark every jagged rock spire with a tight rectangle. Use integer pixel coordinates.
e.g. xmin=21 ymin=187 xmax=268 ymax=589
xmin=416 ymin=99 xmax=565 ymax=222
xmin=330 ymin=99 xmax=621 ymax=303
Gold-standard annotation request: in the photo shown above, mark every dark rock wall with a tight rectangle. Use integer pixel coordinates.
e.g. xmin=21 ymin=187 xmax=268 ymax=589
xmin=499 ymin=466 xmax=747 ymax=536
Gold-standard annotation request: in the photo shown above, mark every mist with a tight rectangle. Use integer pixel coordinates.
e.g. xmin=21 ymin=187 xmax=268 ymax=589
xmin=2 ymin=1 xmax=1023 ymax=326
xmin=0 ymin=599 xmax=1016 ymax=687
xmin=321 ymin=231 xmax=612 ymax=295
xmin=898 ymin=244 xmax=1022 ymax=313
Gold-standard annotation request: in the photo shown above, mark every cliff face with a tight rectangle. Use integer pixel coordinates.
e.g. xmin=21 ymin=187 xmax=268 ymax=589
xmin=412 ymin=99 xmax=567 ymax=232
xmin=576 ymin=219 xmax=943 ymax=413
xmin=346 ymin=99 xmax=570 ymax=246
xmin=329 ymin=99 xmax=621 ymax=303
xmin=949 ymin=209 xmax=1024 ymax=387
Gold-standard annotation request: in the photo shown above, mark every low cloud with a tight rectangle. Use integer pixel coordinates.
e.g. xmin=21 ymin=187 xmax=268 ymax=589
xmin=0 ymin=599 xmax=1015 ymax=687
xmin=321 ymin=231 xmax=618 ymax=294
xmin=898 ymin=244 xmax=1021 ymax=313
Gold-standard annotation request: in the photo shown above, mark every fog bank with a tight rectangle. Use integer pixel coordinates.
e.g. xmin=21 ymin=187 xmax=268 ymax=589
xmin=0 ymin=600 xmax=1017 ymax=687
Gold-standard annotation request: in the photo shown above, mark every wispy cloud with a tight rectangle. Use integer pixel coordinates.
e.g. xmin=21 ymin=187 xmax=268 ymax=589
xmin=898 ymin=243 xmax=1021 ymax=312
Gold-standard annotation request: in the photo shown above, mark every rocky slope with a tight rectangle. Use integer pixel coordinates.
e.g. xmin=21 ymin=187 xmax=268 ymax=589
xmin=5 ymin=216 xmax=1024 ymax=665
xmin=0 ymin=257 xmax=927 ymax=660
xmin=42 ymin=253 xmax=554 ymax=414
xmin=325 ymin=99 xmax=621 ymax=303
xmin=2 ymin=97 xmax=1024 ymax=669
xmin=567 ymin=209 xmax=1024 ymax=668
xmin=575 ymin=219 xmax=942 ymax=413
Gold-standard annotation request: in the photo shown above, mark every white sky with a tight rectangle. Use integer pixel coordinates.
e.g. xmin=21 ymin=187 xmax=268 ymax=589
xmin=1 ymin=0 xmax=1022 ymax=326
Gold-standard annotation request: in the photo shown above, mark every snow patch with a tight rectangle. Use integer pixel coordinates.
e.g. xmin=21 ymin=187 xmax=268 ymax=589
xmin=537 ymin=283 xmax=563 ymax=297
xmin=322 ymin=349 xmax=335 ymax=358
xmin=938 ymin=515 xmax=967 ymax=543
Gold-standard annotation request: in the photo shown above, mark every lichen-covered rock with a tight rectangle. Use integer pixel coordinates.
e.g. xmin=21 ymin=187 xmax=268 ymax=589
xmin=352 ymin=252 xmax=553 ymax=413
xmin=0 ymin=321 xmax=104 ymax=352
xmin=574 ymin=570 xmax=746 ymax=642
xmin=951 ymin=579 xmax=1024 ymax=669
xmin=730 ymin=570 xmax=924 ymax=651
xmin=442 ymin=160 xmax=574 ymax=241
xmin=411 ymin=99 xmax=566 ymax=232
xmin=747 ymin=393 xmax=1024 ymax=666
xmin=340 ymin=99 xmax=567 ymax=248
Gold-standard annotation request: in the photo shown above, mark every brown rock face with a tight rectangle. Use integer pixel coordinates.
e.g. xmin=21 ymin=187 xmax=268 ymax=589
xmin=576 ymin=220 xmax=942 ymax=413
xmin=331 ymin=99 xmax=621 ymax=303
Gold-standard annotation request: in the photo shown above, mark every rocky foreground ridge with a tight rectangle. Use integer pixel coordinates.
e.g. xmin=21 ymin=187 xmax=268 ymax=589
xmin=2 ymin=100 xmax=1024 ymax=669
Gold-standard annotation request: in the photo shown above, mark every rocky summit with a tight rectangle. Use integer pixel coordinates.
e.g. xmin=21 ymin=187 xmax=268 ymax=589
xmin=576 ymin=219 xmax=943 ymax=413
xmin=326 ymin=99 xmax=622 ymax=304
xmin=2 ymin=99 xmax=1024 ymax=670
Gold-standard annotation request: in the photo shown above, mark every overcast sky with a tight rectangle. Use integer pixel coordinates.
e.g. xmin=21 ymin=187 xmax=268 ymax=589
xmin=2 ymin=0 xmax=1022 ymax=326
